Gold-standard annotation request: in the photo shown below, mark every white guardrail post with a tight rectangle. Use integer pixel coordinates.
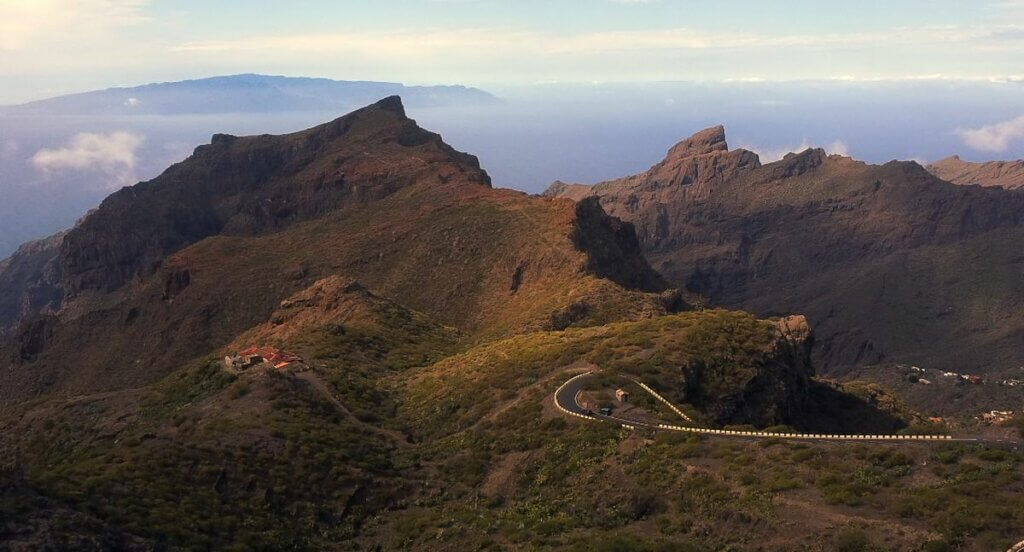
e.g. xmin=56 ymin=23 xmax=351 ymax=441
xmin=632 ymin=379 xmax=695 ymax=423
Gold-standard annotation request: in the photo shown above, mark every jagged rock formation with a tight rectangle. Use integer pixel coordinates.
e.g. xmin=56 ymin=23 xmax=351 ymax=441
xmin=545 ymin=125 xmax=761 ymax=214
xmin=927 ymin=155 xmax=1024 ymax=190
xmin=547 ymin=127 xmax=1024 ymax=377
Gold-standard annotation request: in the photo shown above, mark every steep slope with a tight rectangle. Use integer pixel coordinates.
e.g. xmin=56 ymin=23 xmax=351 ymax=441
xmin=0 ymin=97 xmax=672 ymax=403
xmin=546 ymin=129 xmax=1024 ymax=382
xmin=927 ymin=155 xmax=1024 ymax=190
xmin=0 ymin=232 xmax=64 ymax=339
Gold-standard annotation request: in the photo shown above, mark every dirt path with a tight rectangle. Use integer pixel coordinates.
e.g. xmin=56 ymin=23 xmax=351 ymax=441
xmin=295 ymin=370 xmax=410 ymax=446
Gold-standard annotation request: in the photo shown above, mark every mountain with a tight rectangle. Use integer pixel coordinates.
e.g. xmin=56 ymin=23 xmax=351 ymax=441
xmin=2 ymin=100 xmax=1021 ymax=551
xmin=0 ymin=96 xmax=674 ymax=403
xmin=0 ymin=74 xmax=499 ymax=115
xmin=545 ymin=127 xmax=1024 ymax=399
xmin=927 ymin=155 xmax=1024 ymax=190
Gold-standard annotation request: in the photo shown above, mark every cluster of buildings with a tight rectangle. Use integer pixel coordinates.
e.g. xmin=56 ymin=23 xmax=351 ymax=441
xmin=224 ymin=346 xmax=302 ymax=371
xmin=905 ymin=365 xmax=983 ymax=385
xmin=979 ymin=410 xmax=1016 ymax=425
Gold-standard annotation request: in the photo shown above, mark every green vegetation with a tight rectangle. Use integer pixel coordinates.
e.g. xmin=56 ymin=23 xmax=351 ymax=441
xmin=3 ymin=308 xmax=1021 ymax=550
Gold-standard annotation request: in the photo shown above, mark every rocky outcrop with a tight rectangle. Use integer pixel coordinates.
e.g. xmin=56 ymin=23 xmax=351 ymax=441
xmin=927 ymin=155 xmax=1024 ymax=190
xmin=544 ymin=125 xmax=761 ymax=211
xmin=684 ymin=315 xmax=815 ymax=427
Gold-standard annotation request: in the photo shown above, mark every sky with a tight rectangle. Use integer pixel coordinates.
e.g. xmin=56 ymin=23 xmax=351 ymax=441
xmin=2 ymin=0 xmax=1024 ymax=104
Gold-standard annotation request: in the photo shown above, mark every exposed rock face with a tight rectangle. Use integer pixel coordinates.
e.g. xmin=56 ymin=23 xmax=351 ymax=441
xmin=681 ymin=314 xmax=814 ymax=428
xmin=548 ymin=127 xmax=1024 ymax=376
xmin=0 ymin=233 xmax=64 ymax=337
xmin=570 ymin=198 xmax=667 ymax=293
xmin=927 ymin=155 xmax=1024 ymax=190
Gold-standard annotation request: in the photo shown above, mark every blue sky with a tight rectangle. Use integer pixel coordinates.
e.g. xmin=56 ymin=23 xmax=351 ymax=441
xmin=1 ymin=0 xmax=1023 ymax=103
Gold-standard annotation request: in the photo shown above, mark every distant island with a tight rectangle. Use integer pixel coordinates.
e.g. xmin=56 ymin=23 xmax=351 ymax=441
xmin=0 ymin=73 xmax=500 ymax=115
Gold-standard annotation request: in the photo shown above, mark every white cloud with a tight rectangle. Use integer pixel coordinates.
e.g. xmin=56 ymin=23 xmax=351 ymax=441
xmin=31 ymin=131 xmax=144 ymax=189
xmin=956 ymin=115 xmax=1024 ymax=152
xmin=742 ymin=139 xmax=850 ymax=163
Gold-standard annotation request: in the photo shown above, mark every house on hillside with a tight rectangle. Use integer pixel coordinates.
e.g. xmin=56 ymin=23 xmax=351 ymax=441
xmin=224 ymin=346 xmax=302 ymax=371
xmin=615 ymin=388 xmax=629 ymax=403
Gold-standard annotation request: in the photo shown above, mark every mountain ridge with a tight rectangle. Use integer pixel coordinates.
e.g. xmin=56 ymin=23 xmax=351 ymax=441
xmin=927 ymin=154 xmax=1024 ymax=190
xmin=545 ymin=126 xmax=1024 ymax=390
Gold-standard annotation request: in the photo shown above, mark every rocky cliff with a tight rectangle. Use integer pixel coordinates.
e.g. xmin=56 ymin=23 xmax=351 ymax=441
xmin=678 ymin=315 xmax=815 ymax=427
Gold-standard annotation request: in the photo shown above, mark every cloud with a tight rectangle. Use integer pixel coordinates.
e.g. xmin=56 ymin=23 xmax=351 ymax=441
xmin=31 ymin=131 xmax=144 ymax=188
xmin=741 ymin=139 xmax=849 ymax=163
xmin=956 ymin=115 xmax=1024 ymax=152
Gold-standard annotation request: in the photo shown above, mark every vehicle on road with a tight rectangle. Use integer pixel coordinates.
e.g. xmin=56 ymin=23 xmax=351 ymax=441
xmin=599 ymin=407 xmax=612 ymax=416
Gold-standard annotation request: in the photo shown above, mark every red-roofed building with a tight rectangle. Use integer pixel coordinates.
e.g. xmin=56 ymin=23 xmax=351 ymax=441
xmin=225 ymin=346 xmax=302 ymax=370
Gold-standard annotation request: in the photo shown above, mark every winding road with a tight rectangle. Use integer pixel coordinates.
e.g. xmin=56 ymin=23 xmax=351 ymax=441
xmin=555 ymin=372 xmax=1020 ymax=445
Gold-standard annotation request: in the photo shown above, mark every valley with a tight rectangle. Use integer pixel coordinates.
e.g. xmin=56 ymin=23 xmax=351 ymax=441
xmin=1 ymin=98 xmax=1022 ymax=551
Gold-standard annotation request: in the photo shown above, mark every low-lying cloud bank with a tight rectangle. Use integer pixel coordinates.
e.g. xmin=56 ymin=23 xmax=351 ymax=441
xmin=957 ymin=115 xmax=1024 ymax=152
xmin=31 ymin=131 xmax=144 ymax=189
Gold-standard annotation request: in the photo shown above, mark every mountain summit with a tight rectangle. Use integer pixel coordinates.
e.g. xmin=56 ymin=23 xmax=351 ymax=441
xmin=545 ymin=126 xmax=760 ymax=207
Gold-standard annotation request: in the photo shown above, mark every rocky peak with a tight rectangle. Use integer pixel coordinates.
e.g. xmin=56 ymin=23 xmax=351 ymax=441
xmin=664 ymin=125 xmax=729 ymax=160
xmin=636 ymin=126 xmax=760 ymax=199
